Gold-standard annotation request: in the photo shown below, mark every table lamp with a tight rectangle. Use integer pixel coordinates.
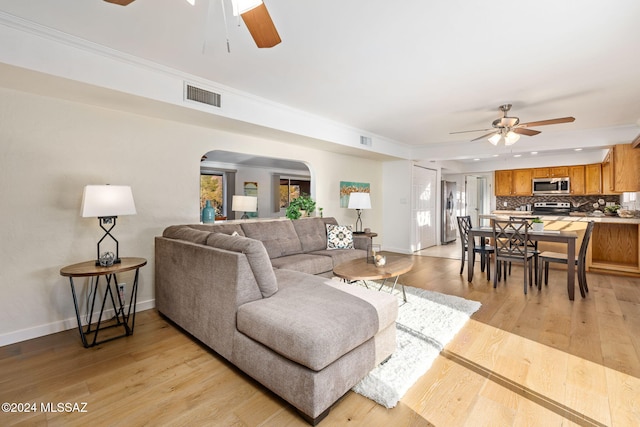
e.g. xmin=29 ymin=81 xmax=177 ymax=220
xmin=348 ymin=192 xmax=371 ymax=234
xmin=232 ymin=195 xmax=258 ymax=219
xmin=81 ymin=185 xmax=137 ymax=265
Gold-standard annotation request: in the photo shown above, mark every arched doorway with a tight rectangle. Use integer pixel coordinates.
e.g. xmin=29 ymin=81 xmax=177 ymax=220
xmin=200 ymin=150 xmax=312 ymax=220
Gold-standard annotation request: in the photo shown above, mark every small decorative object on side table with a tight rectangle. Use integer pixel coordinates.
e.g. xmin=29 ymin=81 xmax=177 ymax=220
xmin=60 ymin=257 xmax=146 ymax=348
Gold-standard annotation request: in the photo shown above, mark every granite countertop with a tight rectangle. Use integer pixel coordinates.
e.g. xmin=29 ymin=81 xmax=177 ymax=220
xmin=486 ymin=211 xmax=640 ymax=224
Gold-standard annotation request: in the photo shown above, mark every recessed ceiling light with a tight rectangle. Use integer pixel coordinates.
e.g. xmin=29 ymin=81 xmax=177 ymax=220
xmin=492 ymin=154 xmax=499 ymax=157
xmin=514 ymin=154 xmax=522 ymax=158
xmin=574 ymin=148 xmax=583 ymax=151
xmin=531 ymin=151 xmax=538 ymax=155
xmin=473 ymin=158 xmax=480 ymax=161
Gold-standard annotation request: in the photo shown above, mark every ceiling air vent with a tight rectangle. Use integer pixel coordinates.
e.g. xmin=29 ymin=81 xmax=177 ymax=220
xmin=184 ymin=83 xmax=221 ymax=108
xmin=360 ymin=136 xmax=372 ymax=147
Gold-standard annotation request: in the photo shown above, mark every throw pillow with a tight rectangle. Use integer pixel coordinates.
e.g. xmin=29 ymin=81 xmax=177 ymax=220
xmin=326 ymin=224 xmax=354 ymax=250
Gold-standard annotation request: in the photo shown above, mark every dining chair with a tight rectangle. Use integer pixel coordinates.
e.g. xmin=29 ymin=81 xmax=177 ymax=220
xmin=456 ymin=216 xmax=495 ymax=281
xmin=538 ymin=221 xmax=595 ymax=298
xmin=493 ymin=219 xmax=536 ymax=294
xmin=510 ymin=216 xmax=541 ymax=286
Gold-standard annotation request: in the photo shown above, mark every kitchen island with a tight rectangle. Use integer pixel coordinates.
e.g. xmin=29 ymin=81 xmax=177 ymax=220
xmin=481 ymin=212 xmax=640 ymax=276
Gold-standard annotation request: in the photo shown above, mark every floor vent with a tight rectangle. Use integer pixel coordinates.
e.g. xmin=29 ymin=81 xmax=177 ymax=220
xmin=184 ymin=83 xmax=221 ymax=108
xmin=360 ymin=136 xmax=372 ymax=147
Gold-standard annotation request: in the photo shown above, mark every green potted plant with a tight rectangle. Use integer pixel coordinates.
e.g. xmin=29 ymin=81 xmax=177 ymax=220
xmin=604 ymin=205 xmax=620 ymax=216
xmin=531 ymin=217 xmax=544 ymax=231
xmin=285 ymin=200 xmax=302 ymax=219
xmin=285 ymin=194 xmax=316 ymax=219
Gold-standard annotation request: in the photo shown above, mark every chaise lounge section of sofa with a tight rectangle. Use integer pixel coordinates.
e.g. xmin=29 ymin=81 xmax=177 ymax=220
xmin=155 ymin=217 xmax=398 ymax=424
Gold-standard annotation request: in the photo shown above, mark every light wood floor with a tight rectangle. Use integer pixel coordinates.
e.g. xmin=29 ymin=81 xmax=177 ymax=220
xmin=1 ymin=254 xmax=639 ymax=426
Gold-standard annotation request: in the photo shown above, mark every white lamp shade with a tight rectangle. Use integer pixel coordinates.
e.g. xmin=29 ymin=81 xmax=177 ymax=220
xmin=232 ymin=195 xmax=258 ymax=212
xmin=505 ymin=131 xmax=520 ymax=146
xmin=348 ymin=192 xmax=371 ymax=209
xmin=232 ymin=0 xmax=263 ymax=15
xmin=488 ymin=133 xmax=501 ymax=145
xmin=81 ymin=185 xmax=137 ymax=218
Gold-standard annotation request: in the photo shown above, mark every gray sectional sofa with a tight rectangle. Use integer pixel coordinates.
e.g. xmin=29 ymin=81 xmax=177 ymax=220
xmin=155 ymin=217 xmax=398 ymax=424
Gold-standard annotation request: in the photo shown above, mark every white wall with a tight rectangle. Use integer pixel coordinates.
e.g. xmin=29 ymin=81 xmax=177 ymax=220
xmin=0 ymin=87 xmax=383 ymax=345
xmin=381 ymin=160 xmax=413 ymax=253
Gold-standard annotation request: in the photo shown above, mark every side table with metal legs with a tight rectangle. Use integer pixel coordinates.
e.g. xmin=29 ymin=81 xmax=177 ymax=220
xmin=60 ymin=257 xmax=147 ymax=348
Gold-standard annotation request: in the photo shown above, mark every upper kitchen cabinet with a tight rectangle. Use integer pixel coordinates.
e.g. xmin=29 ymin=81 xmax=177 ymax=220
xmin=604 ymin=143 xmax=640 ymax=193
xmin=512 ymin=169 xmax=533 ymax=195
xmin=585 ymin=163 xmax=602 ymax=194
xmin=494 ymin=169 xmax=532 ymax=196
xmin=607 ymin=144 xmax=640 ymax=193
xmin=532 ymin=168 xmax=549 ymax=178
xmin=532 ymin=166 xmax=569 ymax=178
xmin=569 ymin=165 xmax=585 ymax=195
xmin=495 ymin=170 xmax=513 ymax=196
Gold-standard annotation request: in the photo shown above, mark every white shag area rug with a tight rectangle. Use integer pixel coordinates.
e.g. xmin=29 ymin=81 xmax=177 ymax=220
xmin=351 ymin=282 xmax=481 ymax=408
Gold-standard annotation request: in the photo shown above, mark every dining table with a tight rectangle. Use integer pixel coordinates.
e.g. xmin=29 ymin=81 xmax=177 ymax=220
xmin=467 ymin=227 xmax=579 ymax=300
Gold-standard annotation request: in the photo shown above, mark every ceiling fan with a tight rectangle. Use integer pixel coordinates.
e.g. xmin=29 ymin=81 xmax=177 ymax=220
xmin=451 ymin=104 xmax=575 ymax=146
xmin=103 ymin=0 xmax=281 ymax=48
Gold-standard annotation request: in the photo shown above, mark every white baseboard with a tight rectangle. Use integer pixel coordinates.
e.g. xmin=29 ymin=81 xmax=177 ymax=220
xmin=383 ymin=246 xmax=413 ymax=255
xmin=0 ymin=299 xmax=156 ymax=347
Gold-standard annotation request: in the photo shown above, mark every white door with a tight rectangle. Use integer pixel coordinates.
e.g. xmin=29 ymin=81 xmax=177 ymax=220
xmin=412 ymin=166 xmax=438 ymax=251
xmin=466 ymin=175 xmax=479 ymax=227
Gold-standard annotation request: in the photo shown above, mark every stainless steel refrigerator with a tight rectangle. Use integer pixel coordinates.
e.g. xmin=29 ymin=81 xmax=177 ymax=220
xmin=441 ymin=181 xmax=457 ymax=244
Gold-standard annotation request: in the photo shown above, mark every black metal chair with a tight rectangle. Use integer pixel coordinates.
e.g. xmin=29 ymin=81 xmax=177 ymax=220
xmin=538 ymin=221 xmax=595 ymax=298
xmin=493 ymin=219 xmax=536 ymax=294
xmin=456 ymin=216 xmax=495 ymax=281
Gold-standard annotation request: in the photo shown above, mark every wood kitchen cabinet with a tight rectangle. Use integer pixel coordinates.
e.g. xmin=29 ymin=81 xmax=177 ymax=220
xmin=495 ymin=144 xmax=638 ymax=196
xmin=494 ymin=170 xmax=513 ymax=196
xmin=512 ymin=169 xmax=532 ymax=195
xmin=494 ymin=169 xmax=531 ymax=196
xmin=610 ymin=143 xmax=640 ymax=192
xmin=585 ymin=163 xmax=602 ymax=194
xmin=532 ymin=168 xmax=549 ymax=178
xmin=532 ymin=166 xmax=569 ymax=178
xmin=550 ymin=166 xmax=569 ymax=177
xmin=569 ymin=165 xmax=585 ymax=195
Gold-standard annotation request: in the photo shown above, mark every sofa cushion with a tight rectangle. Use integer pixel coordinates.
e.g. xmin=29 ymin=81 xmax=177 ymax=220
xmin=236 ymin=269 xmax=380 ymax=371
xmin=206 ymin=233 xmax=278 ymax=298
xmin=310 ymin=248 xmax=367 ymax=267
xmin=292 ymin=217 xmax=329 ymax=253
xmin=162 ymin=225 xmax=211 ymax=244
xmin=326 ymin=224 xmax=354 ymax=249
xmin=270 ymin=253 xmax=334 ymax=275
xmin=188 ymin=223 xmax=246 ymax=236
xmin=241 ymin=220 xmax=303 ymax=259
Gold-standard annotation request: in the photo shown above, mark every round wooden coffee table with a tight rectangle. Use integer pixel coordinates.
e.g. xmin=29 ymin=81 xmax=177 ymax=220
xmin=333 ymin=256 xmax=414 ymax=302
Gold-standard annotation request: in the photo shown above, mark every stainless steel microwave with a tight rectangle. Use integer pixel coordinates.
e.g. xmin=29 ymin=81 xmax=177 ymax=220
xmin=532 ymin=177 xmax=570 ymax=194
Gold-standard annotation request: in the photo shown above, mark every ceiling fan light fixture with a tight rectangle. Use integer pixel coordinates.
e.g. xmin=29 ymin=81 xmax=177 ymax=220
xmin=505 ymin=131 xmax=520 ymax=146
xmin=232 ymin=0 xmax=263 ymax=16
xmin=502 ymin=117 xmax=519 ymax=127
xmin=488 ymin=134 xmax=501 ymax=145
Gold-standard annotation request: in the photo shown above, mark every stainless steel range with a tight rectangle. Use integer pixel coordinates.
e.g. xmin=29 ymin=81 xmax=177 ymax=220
xmin=532 ymin=202 xmax=571 ymax=216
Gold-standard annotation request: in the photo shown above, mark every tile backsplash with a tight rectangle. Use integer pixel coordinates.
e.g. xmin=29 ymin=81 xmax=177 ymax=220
xmin=496 ymin=195 xmax=621 ymax=212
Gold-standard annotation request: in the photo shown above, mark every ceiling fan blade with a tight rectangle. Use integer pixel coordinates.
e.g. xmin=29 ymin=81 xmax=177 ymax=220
xmin=519 ymin=117 xmax=575 ymax=128
xmin=449 ymin=128 xmax=493 ymax=135
xmin=241 ymin=3 xmax=281 ymax=48
xmin=471 ymin=131 xmax=498 ymax=142
xmin=512 ymin=128 xmax=541 ymax=137
xmin=103 ymin=0 xmax=135 ymax=5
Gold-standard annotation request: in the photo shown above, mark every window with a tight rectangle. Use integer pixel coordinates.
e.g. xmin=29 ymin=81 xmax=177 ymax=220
xmin=200 ymin=173 xmax=224 ymax=216
xmin=279 ymin=178 xmax=310 ymax=209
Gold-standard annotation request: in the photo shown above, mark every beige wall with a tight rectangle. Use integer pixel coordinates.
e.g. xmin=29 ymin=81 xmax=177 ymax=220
xmin=0 ymin=87 xmax=383 ymax=345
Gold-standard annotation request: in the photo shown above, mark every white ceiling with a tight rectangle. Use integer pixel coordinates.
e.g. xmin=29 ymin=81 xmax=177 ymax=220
xmin=1 ymin=0 xmax=639 ymax=162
